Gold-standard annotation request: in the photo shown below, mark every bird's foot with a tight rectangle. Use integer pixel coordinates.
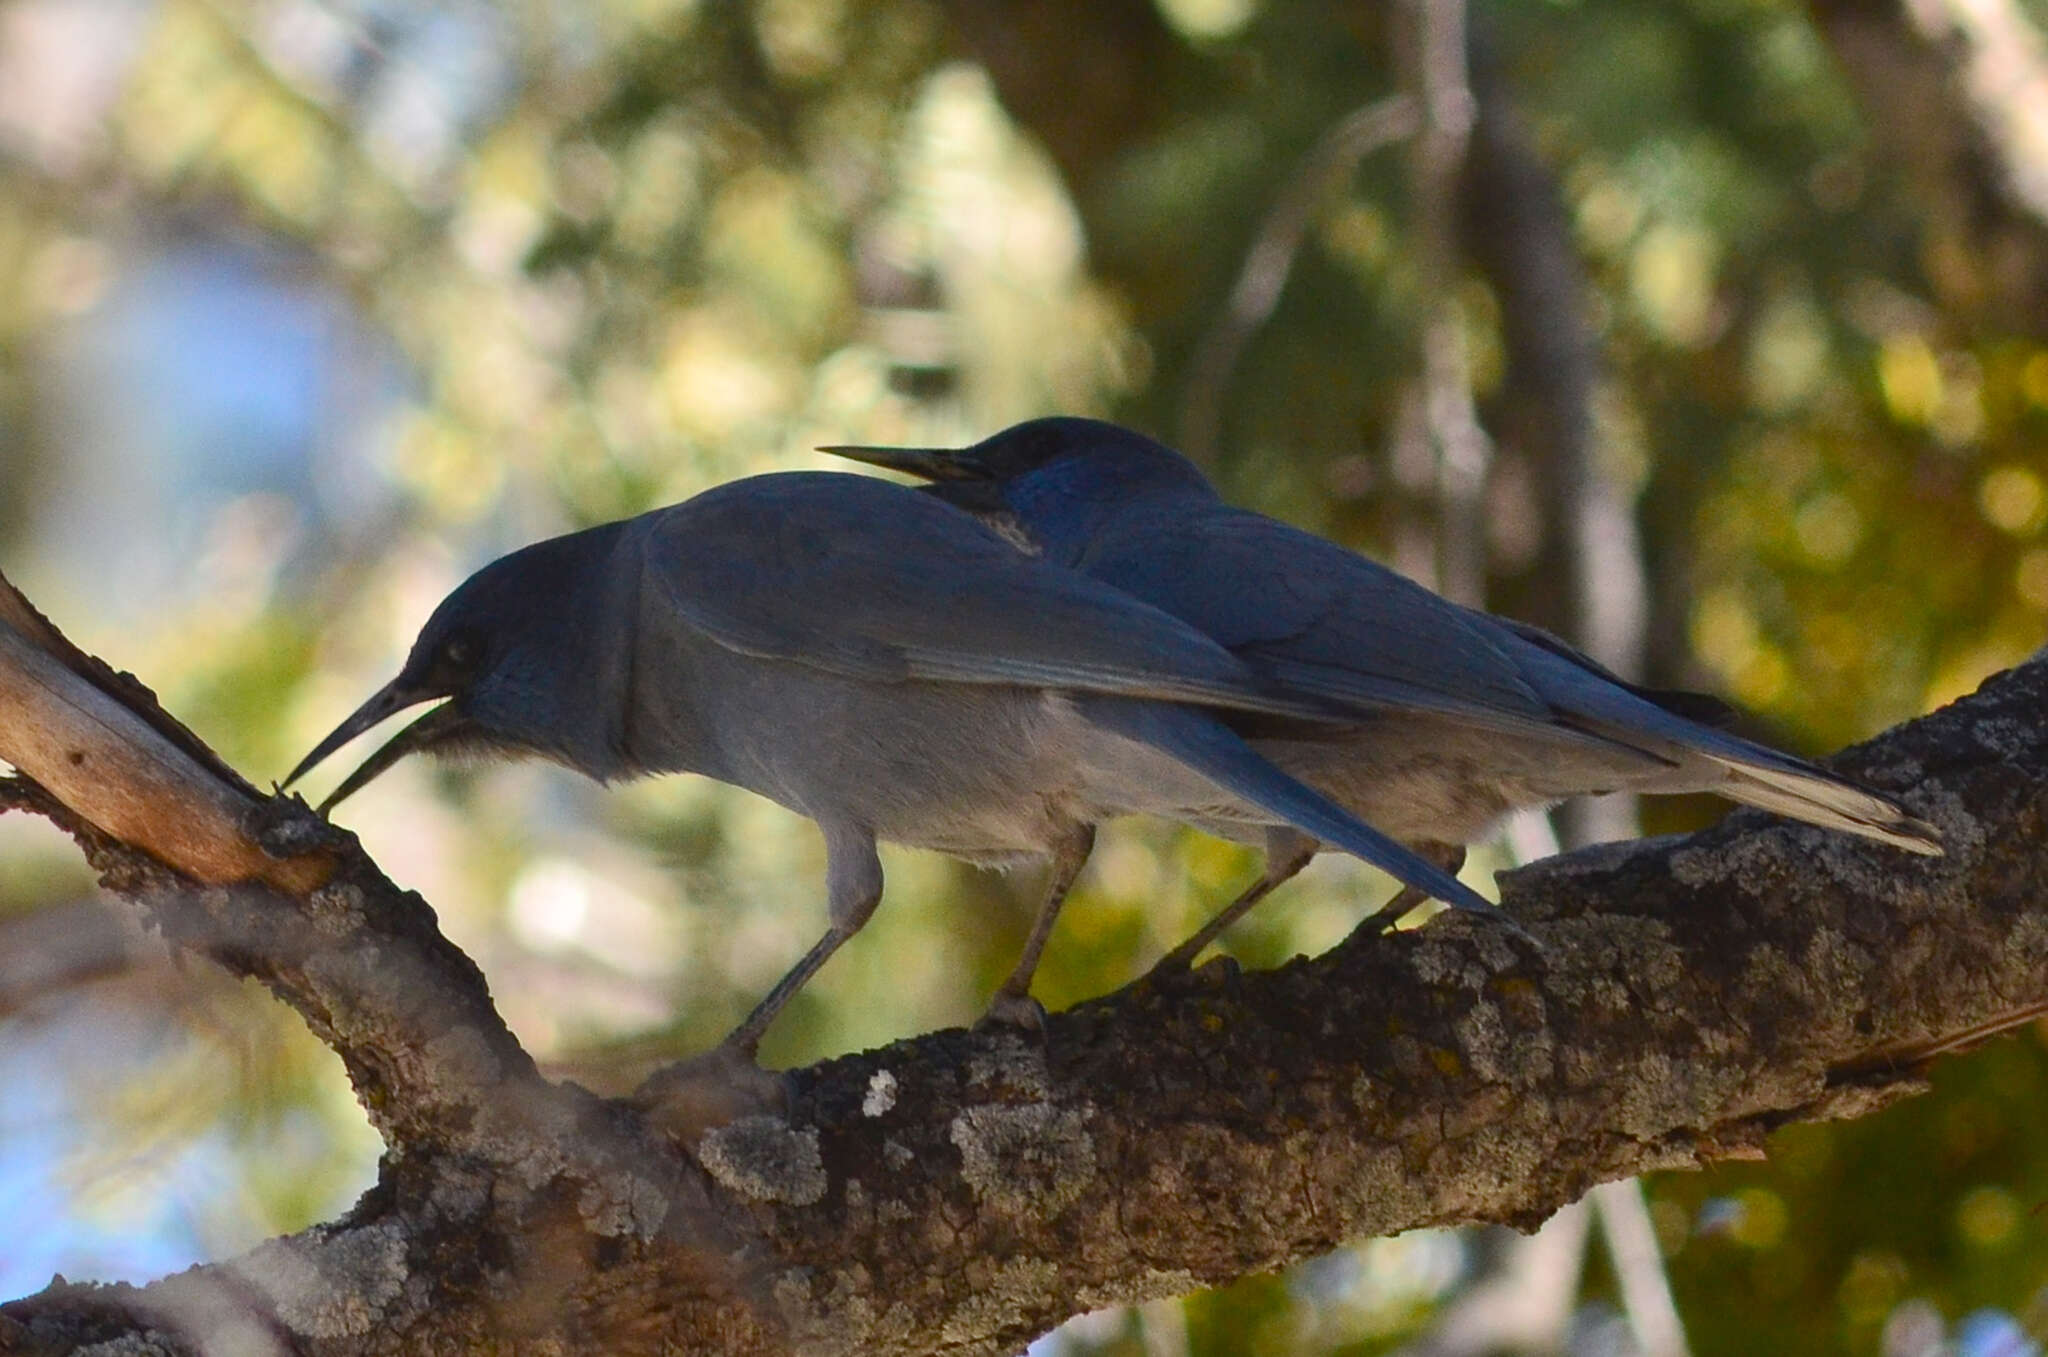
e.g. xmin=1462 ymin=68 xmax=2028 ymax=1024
xmin=1342 ymin=890 xmax=1544 ymax=955
xmin=1473 ymin=907 xmax=1544 ymax=952
xmin=632 ymin=1043 xmax=789 ymax=1144
xmin=976 ymin=989 xmax=1048 ymax=1034
xmin=1136 ymin=950 xmax=1242 ymax=998
xmin=1338 ymin=883 xmax=1435 ymax=949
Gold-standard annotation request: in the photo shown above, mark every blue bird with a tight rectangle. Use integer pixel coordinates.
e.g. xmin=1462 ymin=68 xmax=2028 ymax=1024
xmin=284 ymin=470 xmax=1515 ymax=1058
xmin=825 ymin=418 xmax=1943 ymax=970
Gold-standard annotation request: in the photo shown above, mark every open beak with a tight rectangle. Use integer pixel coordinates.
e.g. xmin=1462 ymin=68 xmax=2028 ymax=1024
xmin=282 ymin=681 xmax=470 ymax=815
xmin=817 ymin=443 xmax=987 ymax=482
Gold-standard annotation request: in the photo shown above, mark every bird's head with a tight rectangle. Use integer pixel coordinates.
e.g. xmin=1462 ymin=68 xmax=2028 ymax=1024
xmin=284 ymin=520 xmax=633 ymax=813
xmin=822 ymin=417 xmax=1215 ymax=524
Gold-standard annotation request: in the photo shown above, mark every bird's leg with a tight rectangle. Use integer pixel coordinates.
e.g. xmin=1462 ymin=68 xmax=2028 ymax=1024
xmin=721 ymin=822 xmax=886 ymax=1057
xmin=1148 ymin=827 xmax=1316 ymax=978
xmin=1347 ymin=840 xmax=1468 ymax=939
xmin=636 ymin=825 xmax=884 ymax=1142
xmin=981 ymin=823 xmax=1096 ymax=1030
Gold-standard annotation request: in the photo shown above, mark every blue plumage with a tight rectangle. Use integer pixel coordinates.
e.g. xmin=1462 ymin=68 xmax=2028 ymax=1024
xmin=828 ymin=417 xmax=1941 ymax=966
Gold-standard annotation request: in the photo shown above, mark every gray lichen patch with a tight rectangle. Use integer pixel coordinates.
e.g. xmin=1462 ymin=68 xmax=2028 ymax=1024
xmin=303 ymin=878 xmax=370 ymax=933
xmin=1071 ymin=1268 xmax=1199 ymax=1314
xmin=1966 ymin=715 xmax=2036 ymax=760
xmin=772 ymin=1264 xmax=903 ymax=1356
xmin=966 ymin=1034 xmax=1052 ymax=1098
xmin=699 ymin=1115 xmax=827 ymax=1205
xmin=1613 ymin=1049 xmax=1685 ymax=1137
xmin=949 ymin=1101 xmax=1095 ymax=1218
xmin=1735 ymin=943 xmax=1808 ymax=1012
xmin=1539 ymin=923 xmax=1669 ymax=1015
xmin=2004 ymin=912 xmax=2048 ymax=968
xmin=469 ymin=1081 xmax=574 ymax=1191
xmin=1431 ymin=1120 xmax=1550 ymax=1209
xmin=1451 ymin=1001 xmax=1517 ymax=1084
xmin=231 ymin=1221 xmax=408 ymax=1339
xmin=1668 ymin=830 xmax=1796 ymax=891
xmin=1799 ymin=926 xmax=1876 ymax=1017
xmin=1471 ymin=923 xmax=1531 ymax=972
xmin=1895 ymin=783 xmax=1984 ymax=857
xmin=1409 ymin=937 xmax=1489 ymax=990
xmin=862 ymin=1068 xmax=898 ymax=1117
xmin=938 ymin=1256 xmax=1061 ymax=1345
xmin=578 ymin=1170 xmax=670 ymax=1238
xmin=425 ymin=1162 xmax=492 ymax=1221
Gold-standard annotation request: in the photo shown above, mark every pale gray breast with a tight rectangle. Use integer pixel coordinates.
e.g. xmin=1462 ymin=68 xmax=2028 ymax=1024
xmin=625 ymin=600 xmax=1312 ymax=861
xmin=645 ymin=640 xmax=1094 ymax=864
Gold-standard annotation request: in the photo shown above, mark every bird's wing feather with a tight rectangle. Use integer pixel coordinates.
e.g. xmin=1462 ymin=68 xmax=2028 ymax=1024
xmin=1485 ymin=613 xmax=1737 ymax=726
xmin=1498 ymin=636 xmax=1943 ymax=853
xmin=639 ymin=473 xmax=1347 ymax=719
xmin=1082 ymin=508 xmax=1564 ymax=730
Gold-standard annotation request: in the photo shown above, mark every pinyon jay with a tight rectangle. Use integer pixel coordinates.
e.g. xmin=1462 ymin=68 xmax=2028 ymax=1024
xmin=827 ymin=418 xmax=1942 ymax=970
xmin=285 ymin=470 xmax=1522 ymax=1056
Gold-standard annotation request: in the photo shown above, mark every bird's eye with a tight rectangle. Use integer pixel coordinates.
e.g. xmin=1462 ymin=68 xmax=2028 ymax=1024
xmin=440 ymin=634 xmax=480 ymax=669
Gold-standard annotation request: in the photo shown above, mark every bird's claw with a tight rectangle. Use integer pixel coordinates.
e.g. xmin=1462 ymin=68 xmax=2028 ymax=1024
xmin=977 ymin=990 xmax=1049 ymax=1034
xmin=1139 ymin=949 xmax=1241 ymax=997
xmin=1482 ymin=908 xmax=1544 ymax=953
xmin=1345 ymin=895 xmax=1545 ymax=955
xmin=1340 ymin=899 xmax=1409 ymax=948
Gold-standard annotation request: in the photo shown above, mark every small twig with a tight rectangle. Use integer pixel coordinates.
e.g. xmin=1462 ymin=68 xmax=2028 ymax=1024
xmin=1463 ymin=26 xmax=1647 ymax=846
xmin=1592 ymin=1179 xmax=1691 ymax=1357
xmin=1402 ymin=0 xmax=1491 ymax=607
xmin=1179 ymin=94 xmax=1420 ymax=460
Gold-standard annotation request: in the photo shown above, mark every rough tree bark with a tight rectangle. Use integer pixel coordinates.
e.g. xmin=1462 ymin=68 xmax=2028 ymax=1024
xmin=0 ymin=565 xmax=2044 ymax=1357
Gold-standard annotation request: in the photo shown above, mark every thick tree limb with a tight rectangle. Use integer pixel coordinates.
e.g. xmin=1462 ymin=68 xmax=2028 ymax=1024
xmin=0 ymin=567 xmax=2042 ymax=1355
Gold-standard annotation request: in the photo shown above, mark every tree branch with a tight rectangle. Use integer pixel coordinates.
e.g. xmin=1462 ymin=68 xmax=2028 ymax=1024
xmin=1461 ymin=29 xmax=1653 ymax=854
xmin=1395 ymin=0 xmax=1493 ymax=607
xmin=1812 ymin=0 xmax=2048 ymax=328
xmin=0 ymin=567 xmax=2041 ymax=1355
xmin=1177 ymin=94 xmax=1420 ymax=461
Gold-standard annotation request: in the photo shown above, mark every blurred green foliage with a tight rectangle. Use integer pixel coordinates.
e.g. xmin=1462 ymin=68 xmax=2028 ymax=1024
xmin=2 ymin=0 xmax=2046 ymax=1351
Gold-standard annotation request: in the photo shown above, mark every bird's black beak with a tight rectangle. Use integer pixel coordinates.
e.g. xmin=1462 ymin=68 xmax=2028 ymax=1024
xmin=818 ymin=443 xmax=990 ymax=483
xmin=282 ymin=681 xmax=471 ymax=815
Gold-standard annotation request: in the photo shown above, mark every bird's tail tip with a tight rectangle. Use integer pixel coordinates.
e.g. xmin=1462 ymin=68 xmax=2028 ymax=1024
xmin=1872 ymin=812 xmax=1945 ymax=857
xmin=1710 ymin=755 xmax=1945 ymax=856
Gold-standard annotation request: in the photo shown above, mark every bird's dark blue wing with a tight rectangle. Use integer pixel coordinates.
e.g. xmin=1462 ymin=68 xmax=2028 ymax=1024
xmin=1483 ymin=613 xmax=1737 ymax=726
xmin=1079 ymin=505 xmax=1564 ymax=732
xmin=637 ymin=473 xmax=1353 ymax=721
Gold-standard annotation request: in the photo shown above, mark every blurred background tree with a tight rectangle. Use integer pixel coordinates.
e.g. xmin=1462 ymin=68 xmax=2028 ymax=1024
xmin=1 ymin=0 xmax=2045 ymax=1352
